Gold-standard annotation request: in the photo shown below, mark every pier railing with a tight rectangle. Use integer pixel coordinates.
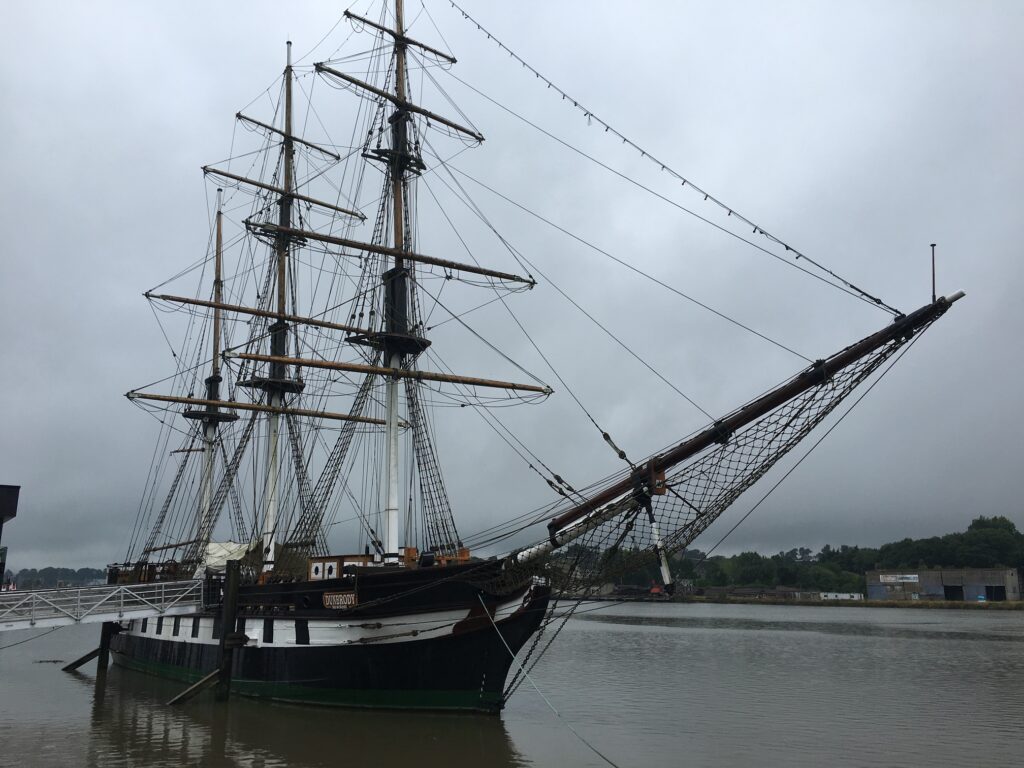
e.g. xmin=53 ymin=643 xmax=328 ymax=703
xmin=0 ymin=580 xmax=203 ymax=632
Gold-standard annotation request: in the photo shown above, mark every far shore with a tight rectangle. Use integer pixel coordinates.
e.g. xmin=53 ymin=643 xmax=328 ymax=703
xmin=581 ymin=595 xmax=1024 ymax=610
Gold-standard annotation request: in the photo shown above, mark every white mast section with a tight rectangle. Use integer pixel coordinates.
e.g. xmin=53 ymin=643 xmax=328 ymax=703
xmin=383 ymin=361 xmax=400 ymax=559
xmin=261 ymin=41 xmax=295 ymax=571
xmin=381 ymin=0 xmax=409 ymax=562
xmin=200 ymin=427 xmax=216 ymax=523
xmin=263 ymin=406 xmax=281 ymax=567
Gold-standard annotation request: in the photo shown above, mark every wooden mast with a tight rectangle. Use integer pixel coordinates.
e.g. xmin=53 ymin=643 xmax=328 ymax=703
xmin=201 ymin=191 xmax=225 ymax=523
xmin=184 ymin=189 xmax=238 ymax=558
xmin=212 ymin=191 xmax=224 ymax=382
xmin=261 ymin=41 xmax=295 ymax=572
xmin=381 ymin=0 xmax=409 ymax=562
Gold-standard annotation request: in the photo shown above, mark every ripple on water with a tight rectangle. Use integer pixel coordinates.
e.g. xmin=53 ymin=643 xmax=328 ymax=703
xmin=1 ymin=605 xmax=1021 ymax=767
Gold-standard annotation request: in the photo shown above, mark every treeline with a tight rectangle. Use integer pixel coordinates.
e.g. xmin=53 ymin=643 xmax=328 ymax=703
xmin=618 ymin=516 xmax=1024 ymax=592
xmin=872 ymin=515 xmax=1023 ymax=570
xmin=6 ymin=567 xmax=106 ymax=589
xmin=5 ymin=518 xmax=1021 ymax=593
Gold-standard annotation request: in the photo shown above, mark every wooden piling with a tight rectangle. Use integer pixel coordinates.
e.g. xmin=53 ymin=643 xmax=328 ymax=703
xmin=165 ymin=561 xmax=244 ymax=707
xmin=62 ymin=646 xmax=100 ymax=673
xmin=167 ymin=669 xmax=220 ymax=706
xmin=97 ymin=621 xmax=116 ymax=670
xmin=215 ymin=559 xmax=241 ymax=702
xmin=63 ymin=621 xmax=118 ymax=673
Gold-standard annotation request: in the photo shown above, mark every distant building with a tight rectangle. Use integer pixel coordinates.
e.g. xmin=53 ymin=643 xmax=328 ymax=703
xmin=865 ymin=568 xmax=1021 ymax=602
xmin=700 ymin=587 xmax=863 ymax=601
xmin=821 ymin=592 xmax=864 ymax=601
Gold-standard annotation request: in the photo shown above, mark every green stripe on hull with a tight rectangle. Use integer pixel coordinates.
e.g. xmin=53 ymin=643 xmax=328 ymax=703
xmin=113 ymin=651 xmax=206 ymax=685
xmin=112 ymin=652 xmax=503 ymax=713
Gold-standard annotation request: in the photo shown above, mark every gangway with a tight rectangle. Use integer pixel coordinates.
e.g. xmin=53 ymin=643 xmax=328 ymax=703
xmin=0 ymin=580 xmax=203 ymax=632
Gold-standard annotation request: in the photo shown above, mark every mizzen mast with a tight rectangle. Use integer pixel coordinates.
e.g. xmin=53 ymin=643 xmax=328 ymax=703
xmin=183 ymin=189 xmax=238 ymax=548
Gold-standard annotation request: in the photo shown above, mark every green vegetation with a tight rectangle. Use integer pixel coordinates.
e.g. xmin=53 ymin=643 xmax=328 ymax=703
xmin=8 ymin=567 xmax=106 ymax=589
xmin=875 ymin=515 xmax=1023 ymax=570
xmin=617 ymin=516 xmax=1024 ymax=592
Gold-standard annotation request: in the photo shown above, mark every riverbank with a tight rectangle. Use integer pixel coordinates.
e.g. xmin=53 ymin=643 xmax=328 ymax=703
xmin=582 ymin=595 xmax=1024 ymax=610
xmin=697 ymin=597 xmax=1023 ymax=610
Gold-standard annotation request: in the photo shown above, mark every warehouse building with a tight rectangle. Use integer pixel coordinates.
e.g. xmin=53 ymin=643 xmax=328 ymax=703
xmin=865 ymin=568 xmax=1021 ymax=602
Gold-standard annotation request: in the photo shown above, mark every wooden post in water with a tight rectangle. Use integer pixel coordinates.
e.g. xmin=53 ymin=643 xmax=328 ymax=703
xmin=169 ymin=560 xmax=242 ymax=706
xmin=62 ymin=646 xmax=101 ymax=673
xmin=64 ymin=621 xmax=118 ymax=673
xmin=94 ymin=621 xmax=118 ymax=699
xmin=215 ymin=559 xmax=241 ymax=701
xmin=97 ymin=621 xmax=116 ymax=670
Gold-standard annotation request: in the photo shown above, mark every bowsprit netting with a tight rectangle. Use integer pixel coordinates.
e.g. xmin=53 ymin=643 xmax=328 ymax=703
xmin=491 ymin=327 xmax=925 ymax=701
xmin=554 ymin=335 xmax=902 ymax=593
xmin=578 ymin=346 xmax=897 ymax=590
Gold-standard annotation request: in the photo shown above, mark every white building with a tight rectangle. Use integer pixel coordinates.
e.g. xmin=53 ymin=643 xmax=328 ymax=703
xmin=820 ymin=592 xmax=864 ymax=601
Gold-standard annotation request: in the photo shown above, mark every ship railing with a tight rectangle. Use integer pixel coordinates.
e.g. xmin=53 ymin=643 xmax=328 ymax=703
xmin=106 ymin=560 xmax=191 ymax=584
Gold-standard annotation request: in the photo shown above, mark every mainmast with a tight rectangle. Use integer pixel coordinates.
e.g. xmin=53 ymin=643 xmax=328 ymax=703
xmin=382 ymin=0 xmax=411 ymax=562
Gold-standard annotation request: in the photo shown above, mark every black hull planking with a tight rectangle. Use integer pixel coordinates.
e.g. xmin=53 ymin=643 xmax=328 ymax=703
xmin=110 ymin=583 xmax=550 ymax=713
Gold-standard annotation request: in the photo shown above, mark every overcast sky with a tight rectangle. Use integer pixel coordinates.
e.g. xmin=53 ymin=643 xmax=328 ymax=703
xmin=2 ymin=1 xmax=1022 ymax=571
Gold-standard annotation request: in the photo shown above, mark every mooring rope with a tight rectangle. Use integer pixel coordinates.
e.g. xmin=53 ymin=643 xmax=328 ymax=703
xmin=479 ymin=595 xmax=623 ymax=768
xmin=0 ymin=626 xmax=61 ymax=651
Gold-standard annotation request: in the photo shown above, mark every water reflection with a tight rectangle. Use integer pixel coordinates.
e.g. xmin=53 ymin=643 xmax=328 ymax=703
xmin=74 ymin=668 xmax=527 ymax=768
xmin=5 ymin=608 xmax=1022 ymax=768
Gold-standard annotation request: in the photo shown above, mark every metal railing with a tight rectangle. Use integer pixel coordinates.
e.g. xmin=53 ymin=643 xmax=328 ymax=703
xmin=0 ymin=580 xmax=203 ymax=632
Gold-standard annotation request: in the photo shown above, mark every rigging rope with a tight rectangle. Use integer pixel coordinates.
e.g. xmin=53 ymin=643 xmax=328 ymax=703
xmin=475 ymin=314 xmax=931 ymax=610
xmin=478 ymin=595 xmax=623 ymax=768
xmin=424 ymin=155 xmax=720 ymax=419
xmin=445 ymin=0 xmax=901 ymax=316
xmin=418 ymin=170 xmax=641 ymax=471
xmin=695 ymin=326 xmax=927 ymax=565
xmin=435 ymin=156 xmax=813 ymax=365
xmin=0 ymin=627 xmax=62 ymax=651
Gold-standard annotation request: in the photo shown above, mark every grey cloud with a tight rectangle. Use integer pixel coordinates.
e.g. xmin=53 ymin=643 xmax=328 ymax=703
xmin=1 ymin=1 xmax=1021 ymax=570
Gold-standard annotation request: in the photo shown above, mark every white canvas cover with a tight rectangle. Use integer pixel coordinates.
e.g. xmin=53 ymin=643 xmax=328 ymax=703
xmin=194 ymin=541 xmax=250 ymax=577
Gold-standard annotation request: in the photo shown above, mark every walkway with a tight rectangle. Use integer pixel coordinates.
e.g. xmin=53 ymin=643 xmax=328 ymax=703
xmin=0 ymin=580 xmax=203 ymax=631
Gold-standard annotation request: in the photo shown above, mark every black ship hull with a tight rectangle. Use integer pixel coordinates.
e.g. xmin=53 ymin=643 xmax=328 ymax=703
xmin=109 ymin=567 xmax=549 ymax=714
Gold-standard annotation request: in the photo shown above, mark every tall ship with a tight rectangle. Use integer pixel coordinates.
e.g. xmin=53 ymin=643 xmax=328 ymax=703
xmin=107 ymin=1 xmax=962 ymax=712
